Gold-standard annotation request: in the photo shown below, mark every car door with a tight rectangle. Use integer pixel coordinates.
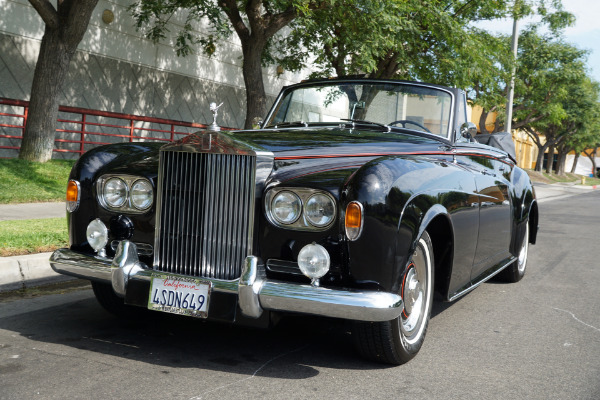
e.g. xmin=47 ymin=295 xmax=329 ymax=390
xmin=454 ymin=147 xmax=512 ymax=280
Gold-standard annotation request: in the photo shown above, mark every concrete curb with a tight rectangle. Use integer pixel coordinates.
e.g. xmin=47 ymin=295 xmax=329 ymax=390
xmin=0 ymin=252 xmax=73 ymax=292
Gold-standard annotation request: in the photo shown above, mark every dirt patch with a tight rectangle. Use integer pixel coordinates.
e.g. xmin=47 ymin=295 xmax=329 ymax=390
xmin=526 ymin=170 xmax=553 ymax=184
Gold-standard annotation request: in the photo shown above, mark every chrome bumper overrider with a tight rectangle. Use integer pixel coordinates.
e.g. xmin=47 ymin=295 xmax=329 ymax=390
xmin=49 ymin=241 xmax=403 ymax=322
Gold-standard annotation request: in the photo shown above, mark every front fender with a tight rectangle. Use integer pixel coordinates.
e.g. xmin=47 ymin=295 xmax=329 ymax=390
xmin=344 ymin=156 xmax=477 ymax=293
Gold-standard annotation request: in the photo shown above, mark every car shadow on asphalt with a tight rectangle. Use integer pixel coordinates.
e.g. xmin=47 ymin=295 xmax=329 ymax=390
xmin=0 ymin=288 xmax=403 ymax=377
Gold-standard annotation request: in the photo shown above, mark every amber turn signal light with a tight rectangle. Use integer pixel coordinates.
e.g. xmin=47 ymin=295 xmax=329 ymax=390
xmin=66 ymin=180 xmax=80 ymax=212
xmin=345 ymin=201 xmax=363 ymax=241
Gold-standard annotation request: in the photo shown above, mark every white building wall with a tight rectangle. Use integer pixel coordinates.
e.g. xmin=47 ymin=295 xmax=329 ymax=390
xmin=565 ymin=154 xmax=600 ymax=176
xmin=0 ymin=0 xmax=308 ymax=155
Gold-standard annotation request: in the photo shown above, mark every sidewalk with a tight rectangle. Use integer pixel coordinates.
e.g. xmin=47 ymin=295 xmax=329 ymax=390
xmin=0 ymin=182 xmax=597 ymax=292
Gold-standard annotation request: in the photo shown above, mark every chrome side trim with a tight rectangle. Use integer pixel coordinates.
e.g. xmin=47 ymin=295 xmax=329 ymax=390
xmin=50 ymin=246 xmax=403 ymax=322
xmin=448 ymin=256 xmax=517 ymax=302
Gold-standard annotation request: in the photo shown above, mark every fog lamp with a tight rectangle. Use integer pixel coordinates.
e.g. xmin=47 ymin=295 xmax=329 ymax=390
xmin=297 ymin=243 xmax=330 ymax=285
xmin=86 ymin=218 xmax=109 ymax=255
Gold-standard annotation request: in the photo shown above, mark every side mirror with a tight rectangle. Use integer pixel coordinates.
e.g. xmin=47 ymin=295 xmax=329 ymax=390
xmin=460 ymin=122 xmax=478 ymax=140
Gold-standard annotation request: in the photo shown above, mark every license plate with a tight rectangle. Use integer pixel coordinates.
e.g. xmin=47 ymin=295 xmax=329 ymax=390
xmin=148 ymin=274 xmax=211 ymax=318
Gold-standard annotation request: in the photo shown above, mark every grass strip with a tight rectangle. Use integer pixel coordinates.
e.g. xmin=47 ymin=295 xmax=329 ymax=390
xmin=0 ymin=218 xmax=68 ymax=257
xmin=0 ymin=159 xmax=75 ymax=204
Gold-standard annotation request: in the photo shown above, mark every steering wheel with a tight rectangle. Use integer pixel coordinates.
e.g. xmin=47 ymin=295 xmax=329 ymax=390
xmin=389 ymin=120 xmax=431 ymax=133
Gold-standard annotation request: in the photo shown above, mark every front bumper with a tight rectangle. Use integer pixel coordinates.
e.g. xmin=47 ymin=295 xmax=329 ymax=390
xmin=50 ymin=241 xmax=403 ymax=322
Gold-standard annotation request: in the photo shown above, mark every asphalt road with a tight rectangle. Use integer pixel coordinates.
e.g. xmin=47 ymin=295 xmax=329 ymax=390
xmin=1 ymin=191 xmax=599 ymax=400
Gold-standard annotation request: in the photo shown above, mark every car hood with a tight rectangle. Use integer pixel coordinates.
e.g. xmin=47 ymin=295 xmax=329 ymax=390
xmin=161 ymin=127 xmax=445 ymax=160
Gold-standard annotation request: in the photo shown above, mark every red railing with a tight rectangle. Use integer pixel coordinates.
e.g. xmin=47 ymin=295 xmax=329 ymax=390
xmin=0 ymin=98 xmax=232 ymax=157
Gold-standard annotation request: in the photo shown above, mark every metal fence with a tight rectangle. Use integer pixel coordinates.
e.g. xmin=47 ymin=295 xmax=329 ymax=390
xmin=0 ymin=98 xmax=227 ymax=159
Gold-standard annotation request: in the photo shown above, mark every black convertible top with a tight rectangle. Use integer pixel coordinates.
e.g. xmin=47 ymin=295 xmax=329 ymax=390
xmin=474 ymin=131 xmax=517 ymax=162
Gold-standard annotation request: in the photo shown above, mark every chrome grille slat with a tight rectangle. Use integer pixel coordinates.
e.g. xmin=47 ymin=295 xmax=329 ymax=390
xmin=154 ymin=151 xmax=256 ymax=280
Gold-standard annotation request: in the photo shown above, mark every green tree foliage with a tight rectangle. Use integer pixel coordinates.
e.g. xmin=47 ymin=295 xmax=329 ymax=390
xmin=279 ymin=0 xmax=510 ymax=84
xmin=129 ymin=0 xmax=326 ymax=129
xmin=511 ymin=28 xmax=591 ymax=171
xmin=553 ymin=79 xmax=600 ymax=174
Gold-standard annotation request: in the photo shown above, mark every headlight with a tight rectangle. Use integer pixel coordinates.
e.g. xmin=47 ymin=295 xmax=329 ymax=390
xmin=271 ymin=191 xmax=302 ymax=224
xmin=97 ymin=175 xmax=154 ymax=213
xmin=131 ymin=179 xmax=153 ymax=210
xmin=103 ymin=177 xmax=127 ymax=208
xmin=266 ymin=188 xmax=337 ymax=230
xmin=305 ymin=193 xmax=335 ymax=227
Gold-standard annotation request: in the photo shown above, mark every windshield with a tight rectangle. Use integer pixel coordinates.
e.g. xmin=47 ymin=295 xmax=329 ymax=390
xmin=266 ymin=82 xmax=453 ymax=137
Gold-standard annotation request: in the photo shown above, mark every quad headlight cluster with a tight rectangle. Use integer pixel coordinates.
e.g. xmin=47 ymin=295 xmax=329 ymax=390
xmin=97 ymin=175 xmax=154 ymax=213
xmin=266 ymin=188 xmax=337 ymax=230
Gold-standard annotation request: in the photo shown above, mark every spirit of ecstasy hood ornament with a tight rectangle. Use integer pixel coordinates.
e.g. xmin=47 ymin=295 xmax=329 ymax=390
xmin=208 ymin=102 xmax=223 ymax=131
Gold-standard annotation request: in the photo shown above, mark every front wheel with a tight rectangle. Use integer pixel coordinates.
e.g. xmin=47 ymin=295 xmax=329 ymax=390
xmin=352 ymin=231 xmax=434 ymax=364
xmin=91 ymin=281 xmax=139 ymax=318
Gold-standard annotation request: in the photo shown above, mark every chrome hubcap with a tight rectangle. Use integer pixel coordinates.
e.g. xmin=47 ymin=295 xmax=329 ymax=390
xmin=518 ymin=224 xmax=529 ymax=274
xmin=403 ymin=268 xmax=421 ymax=316
xmin=400 ymin=238 xmax=431 ymax=343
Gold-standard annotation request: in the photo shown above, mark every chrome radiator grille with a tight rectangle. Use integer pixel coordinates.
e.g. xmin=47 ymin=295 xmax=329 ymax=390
xmin=154 ymin=151 xmax=256 ymax=280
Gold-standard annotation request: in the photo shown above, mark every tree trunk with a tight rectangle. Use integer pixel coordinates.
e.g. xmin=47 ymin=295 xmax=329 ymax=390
xmin=19 ymin=0 xmax=98 ymax=162
xmin=555 ymin=148 xmax=568 ymax=175
xmin=19 ymin=27 xmax=74 ymax=162
xmin=585 ymin=147 xmax=598 ymax=176
xmin=570 ymin=152 xmax=580 ymax=174
xmin=478 ymin=110 xmax=489 ymax=135
xmin=545 ymin=144 xmax=555 ymax=174
xmin=534 ymin=142 xmax=549 ymax=172
xmin=241 ymin=40 xmax=268 ymax=129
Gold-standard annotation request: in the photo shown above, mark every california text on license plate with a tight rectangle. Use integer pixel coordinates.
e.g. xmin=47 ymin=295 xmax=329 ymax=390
xmin=148 ymin=274 xmax=211 ymax=318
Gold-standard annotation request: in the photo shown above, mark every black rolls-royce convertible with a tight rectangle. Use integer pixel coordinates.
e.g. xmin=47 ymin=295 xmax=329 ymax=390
xmin=50 ymin=78 xmax=538 ymax=364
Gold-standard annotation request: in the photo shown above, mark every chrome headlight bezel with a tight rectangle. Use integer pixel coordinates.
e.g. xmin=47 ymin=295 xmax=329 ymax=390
xmin=97 ymin=175 xmax=154 ymax=213
xmin=265 ymin=187 xmax=337 ymax=231
xmin=103 ymin=177 xmax=128 ymax=208
xmin=270 ymin=190 xmax=302 ymax=225
xmin=130 ymin=179 xmax=154 ymax=211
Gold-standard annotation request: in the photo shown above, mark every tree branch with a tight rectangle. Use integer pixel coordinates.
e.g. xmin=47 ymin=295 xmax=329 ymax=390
xmin=29 ymin=0 xmax=59 ymax=29
xmin=60 ymin=0 xmax=99 ymax=48
xmin=264 ymin=6 xmax=297 ymax=39
xmin=220 ymin=0 xmax=250 ymax=41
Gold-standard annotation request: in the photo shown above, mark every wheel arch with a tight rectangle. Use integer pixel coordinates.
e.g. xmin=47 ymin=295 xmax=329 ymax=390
xmin=528 ymin=199 xmax=539 ymax=245
xmin=399 ymin=202 xmax=455 ymax=300
xmin=423 ymin=212 xmax=455 ymax=301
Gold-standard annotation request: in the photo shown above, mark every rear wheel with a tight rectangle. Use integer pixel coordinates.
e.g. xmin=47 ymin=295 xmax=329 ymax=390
xmin=353 ymin=231 xmax=434 ymax=364
xmin=498 ymin=222 xmax=529 ymax=283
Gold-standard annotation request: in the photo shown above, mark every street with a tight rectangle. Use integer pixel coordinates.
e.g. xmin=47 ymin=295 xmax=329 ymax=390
xmin=1 ymin=190 xmax=599 ymax=400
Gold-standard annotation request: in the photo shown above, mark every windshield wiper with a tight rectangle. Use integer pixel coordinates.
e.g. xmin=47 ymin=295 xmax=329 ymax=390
xmin=267 ymin=121 xmax=309 ymax=129
xmin=340 ymin=119 xmax=391 ymax=132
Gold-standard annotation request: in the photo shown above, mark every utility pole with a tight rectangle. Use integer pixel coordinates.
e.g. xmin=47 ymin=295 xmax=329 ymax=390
xmin=505 ymin=4 xmax=520 ymax=133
